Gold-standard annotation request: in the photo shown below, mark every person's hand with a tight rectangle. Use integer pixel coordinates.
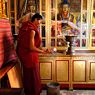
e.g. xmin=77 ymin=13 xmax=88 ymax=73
xmin=45 ymin=48 xmax=52 ymax=53
xmin=41 ymin=49 xmax=47 ymax=54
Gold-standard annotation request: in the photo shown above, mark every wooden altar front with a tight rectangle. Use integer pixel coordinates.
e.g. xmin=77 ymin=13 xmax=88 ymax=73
xmin=39 ymin=53 xmax=95 ymax=89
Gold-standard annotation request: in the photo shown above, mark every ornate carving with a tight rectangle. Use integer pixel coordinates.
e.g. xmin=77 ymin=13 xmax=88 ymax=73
xmin=0 ymin=0 xmax=7 ymax=18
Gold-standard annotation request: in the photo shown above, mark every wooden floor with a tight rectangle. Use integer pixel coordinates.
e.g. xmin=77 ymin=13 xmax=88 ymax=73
xmin=40 ymin=90 xmax=95 ymax=95
xmin=0 ymin=89 xmax=95 ymax=95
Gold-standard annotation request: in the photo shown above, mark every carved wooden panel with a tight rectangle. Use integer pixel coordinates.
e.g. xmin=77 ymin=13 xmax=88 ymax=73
xmin=40 ymin=62 xmax=52 ymax=80
xmin=73 ymin=60 xmax=86 ymax=82
xmin=56 ymin=60 xmax=69 ymax=82
xmin=90 ymin=62 xmax=95 ymax=80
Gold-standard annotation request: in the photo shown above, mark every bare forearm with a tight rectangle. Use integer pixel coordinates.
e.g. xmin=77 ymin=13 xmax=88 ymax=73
xmin=30 ymin=46 xmax=45 ymax=53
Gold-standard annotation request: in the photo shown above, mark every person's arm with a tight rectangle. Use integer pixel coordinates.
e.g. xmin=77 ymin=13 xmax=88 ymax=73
xmin=29 ymin=30 xmax=45 ymax=53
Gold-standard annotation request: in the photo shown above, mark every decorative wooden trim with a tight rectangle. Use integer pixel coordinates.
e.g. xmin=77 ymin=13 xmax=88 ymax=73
xmin=42 ymin=83 xmax=95 ymax=89
xmin=39 ymin=62 xmax=52 ymax=80
xmin=73 ymin=84 xmax=95 ymax=89
xmin=55 ymin=60 xmax=69 ymax=82
xmin=89 ymin=62 xmax=95 ymax=80
xmin=72 ymin=60 xmax=86 ymax=82
xmin=76 ymin=50 xmax=95 ymax=53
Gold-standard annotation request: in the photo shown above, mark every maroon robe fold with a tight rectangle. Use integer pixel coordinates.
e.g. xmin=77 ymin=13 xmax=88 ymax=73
xmin=16 ymin=21 xmax=42 ymax=95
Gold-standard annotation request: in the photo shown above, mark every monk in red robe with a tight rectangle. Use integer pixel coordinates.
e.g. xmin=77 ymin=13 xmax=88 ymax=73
xmin=16 ymin=13 xmax=46 ymax=95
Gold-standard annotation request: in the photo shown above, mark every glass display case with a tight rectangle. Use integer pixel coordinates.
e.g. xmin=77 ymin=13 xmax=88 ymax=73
xmin=91 ymin=0 xmax=95 ymax=48
xmin=7 ymin=0 xmax=17 ymax=34
xmin=39 ymin=0 xmax=95 ymax=51
xmin=6 ymin=0 xmax=95 ymax=50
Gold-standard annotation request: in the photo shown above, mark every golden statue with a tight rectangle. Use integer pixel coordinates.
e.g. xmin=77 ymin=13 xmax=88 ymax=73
xmin=0 ymin=0 xmax=7 ymax=18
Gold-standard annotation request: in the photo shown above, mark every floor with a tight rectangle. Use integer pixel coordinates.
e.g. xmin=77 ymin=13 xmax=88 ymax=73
xmin=40 ymin=90 xmax=95 ymax=95
xmin=0 ymin=88 xmax=95 ymax=95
